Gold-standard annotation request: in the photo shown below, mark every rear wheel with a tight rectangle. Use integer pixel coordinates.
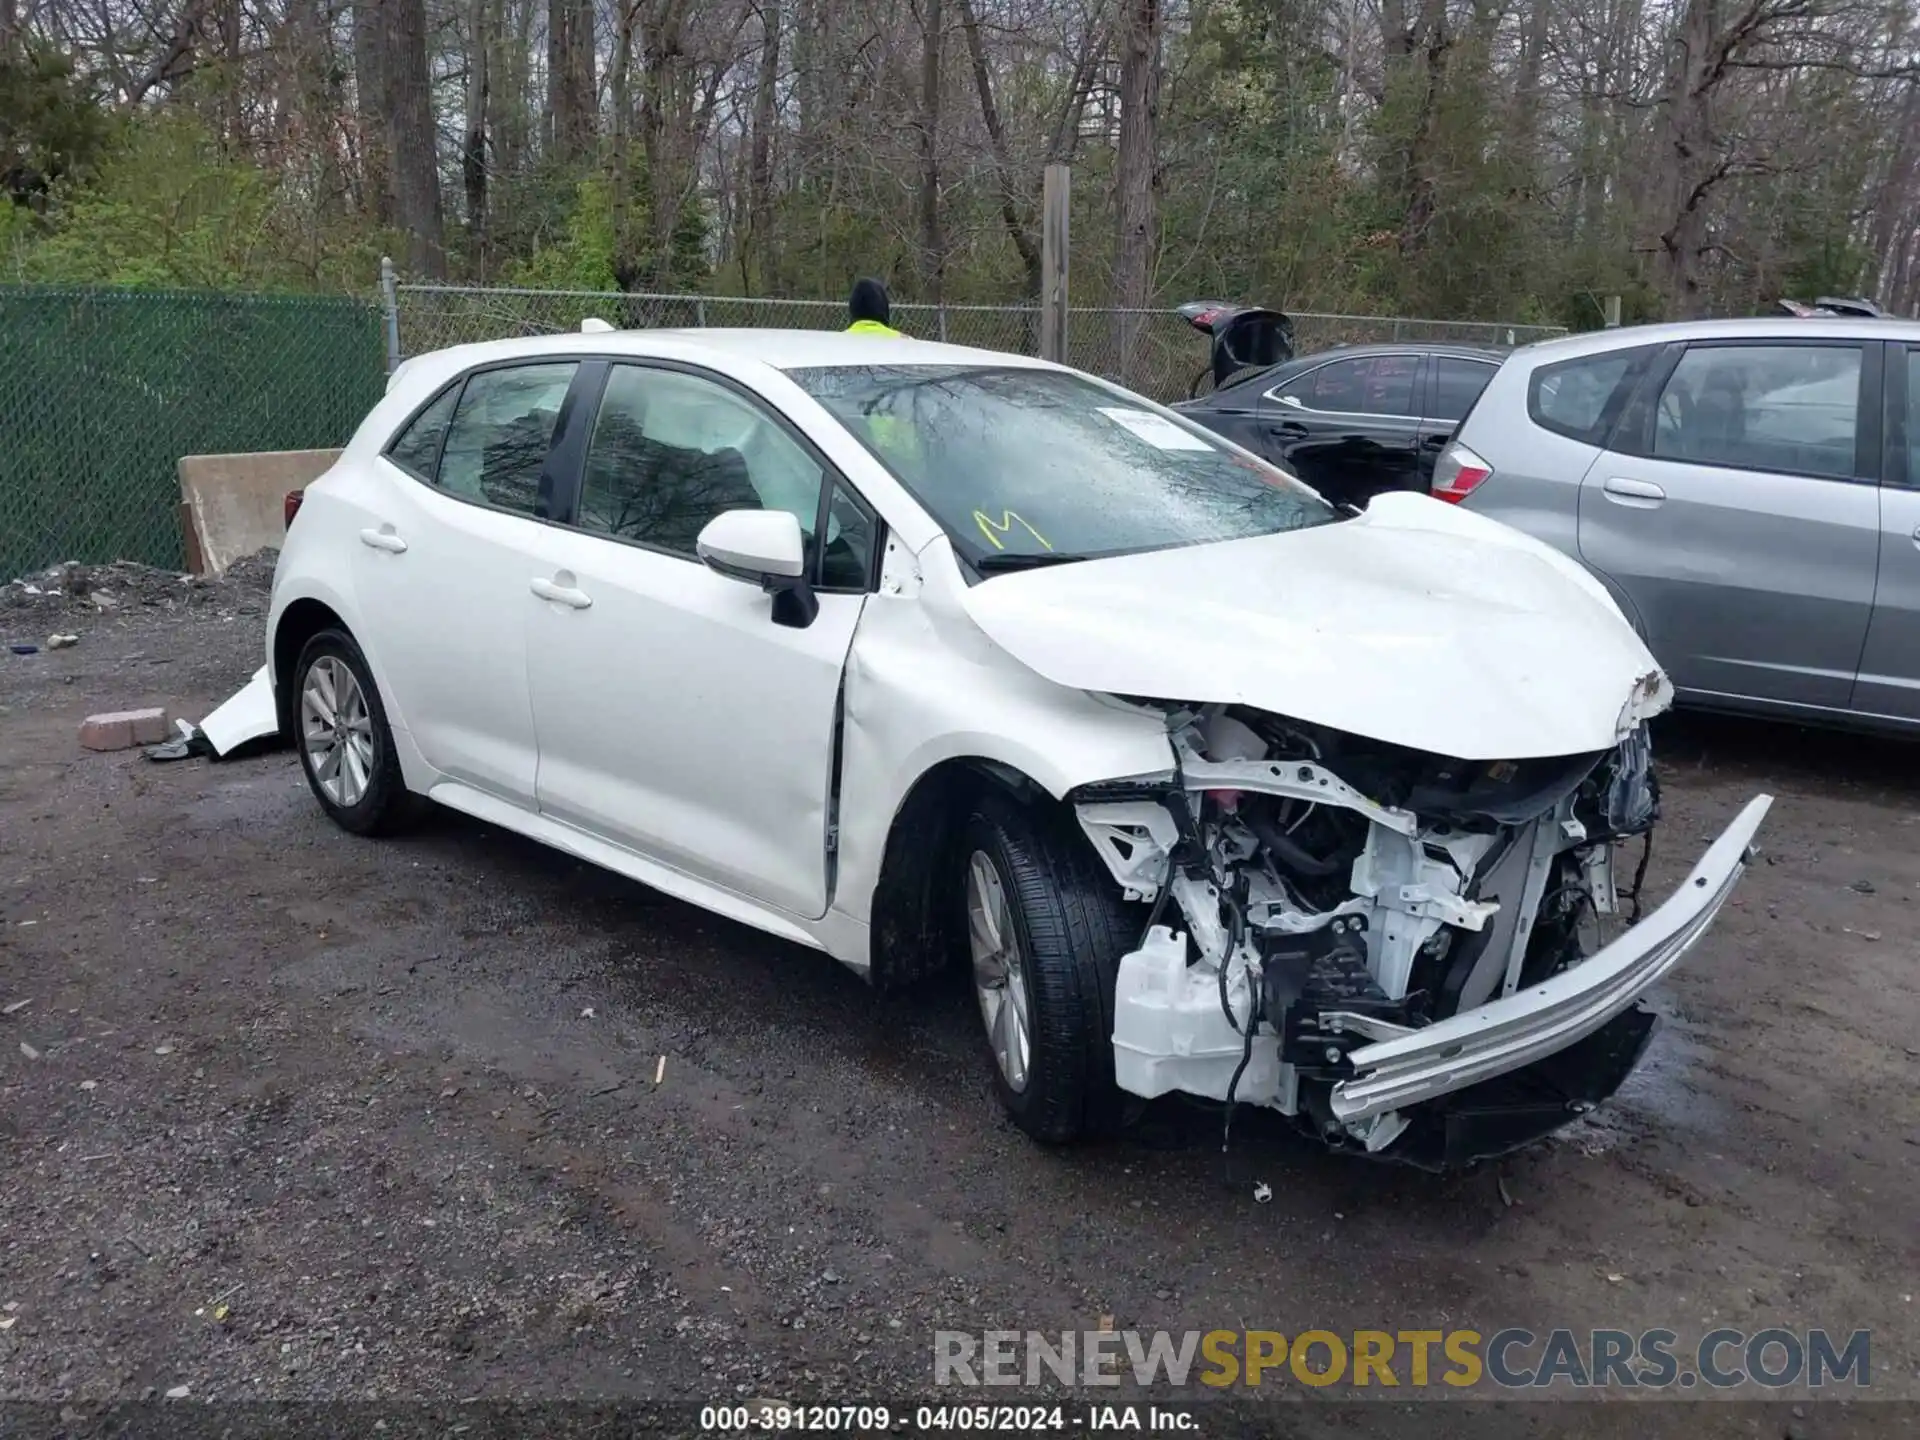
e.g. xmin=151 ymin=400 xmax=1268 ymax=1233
xmin=962 ymin=792 xmax=1140 ymax=1142
xmin=293 ymin=629 xmax=420 ymax=836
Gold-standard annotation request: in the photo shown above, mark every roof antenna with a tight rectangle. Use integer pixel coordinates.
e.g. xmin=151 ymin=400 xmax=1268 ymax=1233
xmin=581 ymin=317 xmax=615 ymax=333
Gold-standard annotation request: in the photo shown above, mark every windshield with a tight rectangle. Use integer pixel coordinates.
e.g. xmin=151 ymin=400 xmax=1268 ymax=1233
xmin=787 ymin=365 xmax=1338 ymax=566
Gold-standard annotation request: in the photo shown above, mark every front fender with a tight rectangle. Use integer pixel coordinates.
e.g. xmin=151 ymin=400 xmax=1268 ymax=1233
xmin=831 ymin=588 xmax=1174 ymax=928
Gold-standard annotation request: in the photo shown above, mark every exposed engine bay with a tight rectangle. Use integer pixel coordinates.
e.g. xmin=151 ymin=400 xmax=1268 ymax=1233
xmin=1073 ymin=703 xmax=1697 ymax=1168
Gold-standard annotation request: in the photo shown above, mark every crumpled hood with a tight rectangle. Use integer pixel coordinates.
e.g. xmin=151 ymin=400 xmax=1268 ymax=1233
xmin=954 ymin=492 xmax=1671 ymax=760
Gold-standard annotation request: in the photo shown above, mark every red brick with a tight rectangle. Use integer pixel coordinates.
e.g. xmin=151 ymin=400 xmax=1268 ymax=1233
xmin=127 ymin=708 xmax=170 ymax=744
xmin=79 ymin=715 xmax=131 ymax=751
xmin=80 ymin=707 xmax=169 ymax=752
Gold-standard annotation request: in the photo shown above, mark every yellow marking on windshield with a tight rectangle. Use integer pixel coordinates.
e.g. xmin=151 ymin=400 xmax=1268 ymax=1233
xmin=974 ymin=510 xmax=1054 ymax=552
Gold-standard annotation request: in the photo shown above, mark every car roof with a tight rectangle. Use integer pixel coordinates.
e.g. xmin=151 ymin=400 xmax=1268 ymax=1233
xmin=1292 ymin=341 xmax=1508 ymax=362
xmin=647 ymin=327 xmax=1058 ymax=371
xmin=1513 ymin=314 xmax=1920 ymax=362
xmin=400 ymin=327 xmax=1057 ymax=379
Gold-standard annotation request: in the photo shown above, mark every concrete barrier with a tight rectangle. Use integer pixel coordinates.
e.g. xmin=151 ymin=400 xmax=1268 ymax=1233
xmin=176 ymin=449 xmax=341 ymax=576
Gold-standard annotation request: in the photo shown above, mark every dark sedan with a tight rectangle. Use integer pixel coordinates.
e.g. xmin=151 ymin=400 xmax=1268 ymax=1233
xmin=1175 ymin=343 xmax=1504 ymax=509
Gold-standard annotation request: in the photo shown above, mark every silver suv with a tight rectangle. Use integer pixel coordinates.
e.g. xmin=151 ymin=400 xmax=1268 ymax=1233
xmin=1440 ymin=317 xmax=1920 ymax=733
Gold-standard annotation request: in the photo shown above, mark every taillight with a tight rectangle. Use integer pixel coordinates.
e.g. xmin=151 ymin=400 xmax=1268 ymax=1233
xmin=284 ymin=490 xmax=305 ymax=529
xmin=1432 ymin=443 xmax=1492 ymax=504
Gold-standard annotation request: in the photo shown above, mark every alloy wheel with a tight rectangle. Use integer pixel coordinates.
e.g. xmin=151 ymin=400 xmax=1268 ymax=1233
xmin=301 ymin=655 xmax=376 ymax=808
xmin=968 ymin=849 xmax=1031 ymax=1092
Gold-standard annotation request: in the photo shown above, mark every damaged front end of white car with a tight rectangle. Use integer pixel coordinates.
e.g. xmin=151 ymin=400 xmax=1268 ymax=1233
xmin=1071 ymin=704 xmax=1770 ymax=1169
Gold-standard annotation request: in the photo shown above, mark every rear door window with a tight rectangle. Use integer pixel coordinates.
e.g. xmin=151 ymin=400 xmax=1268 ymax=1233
xmin=1428 ymin=357 xmax=1497 ymax=421
xmin=1649 ymin=344 xmax=1862 ymax=480
xmin=1275 ymin=355 xmax=1419 ymax=416
xmin=436 ymin=363 xmax=579 ymax=516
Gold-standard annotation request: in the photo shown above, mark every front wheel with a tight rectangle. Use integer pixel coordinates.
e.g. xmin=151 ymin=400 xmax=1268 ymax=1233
xmin=962 ymin=793 xmax=1140 ymax=1143
xmin=292 ymin=629 xmax=421 ymax=836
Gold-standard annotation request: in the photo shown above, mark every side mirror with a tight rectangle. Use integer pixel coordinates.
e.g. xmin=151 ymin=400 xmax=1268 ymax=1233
xmin=697 ymin=509 xmax=804 ymax=581
xmin=695 ymin=509 xmax=818 ymax=629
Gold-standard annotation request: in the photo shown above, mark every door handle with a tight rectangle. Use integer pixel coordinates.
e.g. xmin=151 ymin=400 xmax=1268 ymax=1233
xmin=529 ymin=575 xmax=592 ymax=610
xmin=1269 ymin=422 xmax=1309 ymax=438
xmin=1601 ymin=476 xmax=1667 ymax=506
xmin=358 ymin=526 xmax=408 ymax=553
xmin=1910 ymin=523 xmax=1920 ymax=545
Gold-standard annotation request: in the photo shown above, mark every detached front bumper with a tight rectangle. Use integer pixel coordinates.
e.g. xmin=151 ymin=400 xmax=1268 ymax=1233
xmin=1331 ymin=794 xmax=1773 ymax=1126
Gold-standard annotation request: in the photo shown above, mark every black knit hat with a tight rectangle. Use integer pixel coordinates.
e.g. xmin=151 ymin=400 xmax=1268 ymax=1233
xmin=849 ymin=277 xmax=891 ymax=325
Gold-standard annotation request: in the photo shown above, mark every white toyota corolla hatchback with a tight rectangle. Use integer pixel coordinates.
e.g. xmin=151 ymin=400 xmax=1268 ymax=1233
xmin=244 ymin=326 xmax=1771 ymax=1167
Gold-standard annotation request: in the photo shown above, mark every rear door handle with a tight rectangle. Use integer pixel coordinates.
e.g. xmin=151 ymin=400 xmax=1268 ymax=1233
xmin=529 ymin=575 xmax=592 ymax=610
xmin=359 ymin=526 xmax=407 ymax=553
xmin=1602 ymin=476 xmax=1667 ymax=506
xmin=1269 ymin=422 xmax=1309 ymax=439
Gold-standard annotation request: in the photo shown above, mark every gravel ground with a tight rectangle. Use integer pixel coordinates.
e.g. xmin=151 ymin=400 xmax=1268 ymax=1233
xmin=1 ymin=562 xmax=1915 ymax=1438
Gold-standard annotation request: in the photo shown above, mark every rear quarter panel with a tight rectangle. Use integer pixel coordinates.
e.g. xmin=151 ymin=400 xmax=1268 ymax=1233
xmin=266 ymin=466 xmax=380 ymax=691
xmin=1454 ymin=356 xmax=1606 ymax=563
xmin=267 ymin=351 xmax=480 ymax=699
xmin=1177 ymin=392 xmax=1268 ymax=455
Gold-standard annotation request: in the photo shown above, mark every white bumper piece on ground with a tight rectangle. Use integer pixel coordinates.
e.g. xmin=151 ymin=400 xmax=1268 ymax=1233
xmin=198 ymin=665 xmax=280 ymax=756
xmin=1329 ymin=793 xmax=1773 ymax=1122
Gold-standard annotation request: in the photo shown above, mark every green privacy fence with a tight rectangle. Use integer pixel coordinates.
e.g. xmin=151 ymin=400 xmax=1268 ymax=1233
xmin=0 ymin=288 xmax=385 ymax=581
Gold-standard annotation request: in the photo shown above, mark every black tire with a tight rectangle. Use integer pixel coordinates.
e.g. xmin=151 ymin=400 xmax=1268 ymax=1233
xmin=291 ymin=628 xmax=422 ymax=837
xmin=961 ymin=790 xmax=1142 ymax=1143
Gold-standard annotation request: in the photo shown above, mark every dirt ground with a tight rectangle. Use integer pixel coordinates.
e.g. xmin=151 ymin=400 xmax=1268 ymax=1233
xmin=1 ymin=562 xmax=1915 ymax=1438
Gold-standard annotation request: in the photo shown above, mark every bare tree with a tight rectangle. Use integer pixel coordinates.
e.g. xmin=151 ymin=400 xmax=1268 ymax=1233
xmin=1112 ymin=0 xmax=1160 ymax=381
xmin=743 ymin=0 xmax=782 ymax=291
xmin=959 ymin=0 xmax=1109 ymax=303
xmin=547 ymin=0 xmax=596 ymax=163
xmin=463 ymin=0 xmax=491 ymax=254
xmin=918 ymin=0 xmax=947 ymax=304
xmin=352 ymin=0 xmax=391 ymax=224
xmin=383 ymin=0 xmax=446 ymax=276
xmin=8 ymin=0 xmax=1919 ymax=315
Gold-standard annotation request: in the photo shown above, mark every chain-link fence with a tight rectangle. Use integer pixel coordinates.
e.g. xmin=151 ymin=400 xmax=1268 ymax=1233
xmin=0 ymin=289 xmax=385 ymax=581
xmin=390 ymin=284 xmax=1566 ymax=405
xmin=0 ymin=281 xmax=1563 ymax=580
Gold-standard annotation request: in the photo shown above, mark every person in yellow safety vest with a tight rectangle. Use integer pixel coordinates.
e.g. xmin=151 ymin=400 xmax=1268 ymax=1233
xmin=845 ymin=277 xmax=903 ymax=337
xmin=843 ymin=277 xmax=920 ymax=471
